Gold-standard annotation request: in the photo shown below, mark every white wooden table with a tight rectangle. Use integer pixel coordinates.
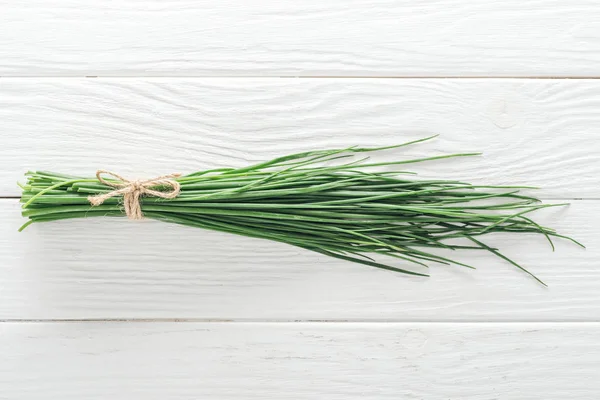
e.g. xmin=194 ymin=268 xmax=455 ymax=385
xmin=1 ymin=1 xmax=599 ymax=398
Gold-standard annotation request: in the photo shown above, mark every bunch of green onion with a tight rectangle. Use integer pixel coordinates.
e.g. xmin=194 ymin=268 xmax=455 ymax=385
xmin=19 ymin=136 xmax=582 ymax=285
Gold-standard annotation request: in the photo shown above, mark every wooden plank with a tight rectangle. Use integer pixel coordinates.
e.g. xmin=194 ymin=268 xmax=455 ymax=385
xmin=2 ymin=1 xmax=600 ymax=76
xmin=2 ymin=199 xmax=596 ymax=320
xmin=3 ymin=78 xmax=600 ymax=198
xmin=1 ymin=322 xmax=599 ymax=399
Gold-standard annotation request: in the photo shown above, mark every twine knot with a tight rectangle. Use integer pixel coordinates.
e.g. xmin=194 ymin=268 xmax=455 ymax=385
xmin=87 ymin=170 xmax=181 ymax=220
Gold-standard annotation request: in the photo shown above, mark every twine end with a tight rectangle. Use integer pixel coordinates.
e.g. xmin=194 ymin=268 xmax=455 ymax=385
xmin=87 ymin=170 xmax=181 ymax=220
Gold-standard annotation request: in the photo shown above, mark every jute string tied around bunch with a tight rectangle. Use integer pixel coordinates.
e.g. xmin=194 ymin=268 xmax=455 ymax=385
xmin=87 ymin=170 xmax=181 ymax=220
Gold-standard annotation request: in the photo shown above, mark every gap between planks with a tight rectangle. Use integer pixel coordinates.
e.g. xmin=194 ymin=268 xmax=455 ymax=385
xmin=2 ymin=319 xmax=600 ymax=324
xmin=3 ymin=76 xmax=600 ymax=79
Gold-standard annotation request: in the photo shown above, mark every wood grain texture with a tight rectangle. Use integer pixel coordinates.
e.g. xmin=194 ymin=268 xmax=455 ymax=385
xmin=1 ymin=322 xmax=599 ymax=399
xmin=2 ymin=198 xmax=595 ymax=320
xmin=3 ymin=78 xmax=600 ymax=198
xmin=3 ymin=2 xmax=599 ymax=392
xmin=1 ymin=1 xmax=600 ymax=76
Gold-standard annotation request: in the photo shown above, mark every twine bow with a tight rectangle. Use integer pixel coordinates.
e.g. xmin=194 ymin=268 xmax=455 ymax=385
xmin=88 ymin=170 xmax=181 ymax=220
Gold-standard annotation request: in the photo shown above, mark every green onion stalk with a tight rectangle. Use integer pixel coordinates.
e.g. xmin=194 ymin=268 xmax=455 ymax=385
xmin=19 ymin=136 xmax=583 ymax=285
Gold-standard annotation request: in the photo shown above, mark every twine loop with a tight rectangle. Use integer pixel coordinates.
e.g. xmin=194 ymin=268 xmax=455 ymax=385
xmin=87 ymin=170 xmax=181 ymax=220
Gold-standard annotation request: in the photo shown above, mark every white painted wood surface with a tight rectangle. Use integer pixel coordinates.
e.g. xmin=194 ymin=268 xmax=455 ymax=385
xmin=2 ymin=78 xmax=600 ymax=197
xmin=3 ymin=1 xmax=600 ymax=396
xmin=1 ymin=322 xmax=599 ymax=400
xmin=1 ymin=199 xmax=595 ymax=320
xmin=2 ymin=1 xmax=600 ymax=77
xmin=1 ymin=77 xmax=599 ymax=397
